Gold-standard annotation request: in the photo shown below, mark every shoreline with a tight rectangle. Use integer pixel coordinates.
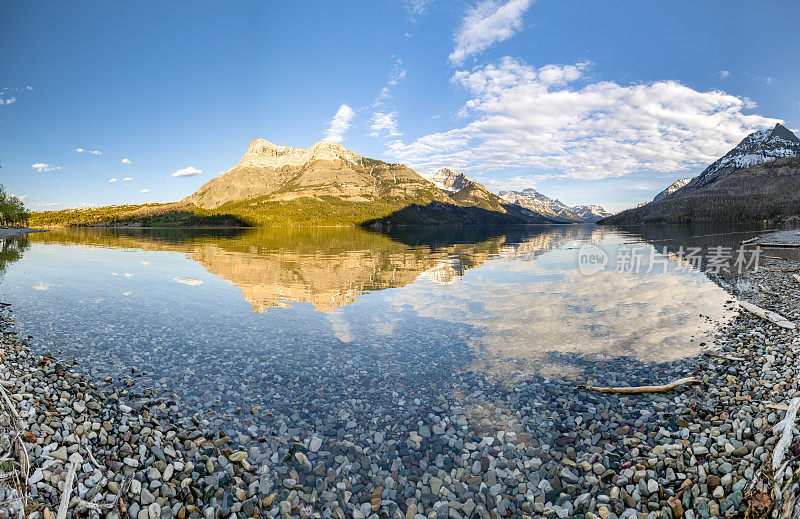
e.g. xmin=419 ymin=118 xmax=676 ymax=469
xmin=0 ymin=227 xmax=47 ymax=239
xmin=1 ymin=258 xmax=799 ymax=518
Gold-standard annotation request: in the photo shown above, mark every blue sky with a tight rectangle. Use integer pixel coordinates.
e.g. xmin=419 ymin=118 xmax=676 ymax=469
xmin=1 ymin=1 xmax=798 ymax=212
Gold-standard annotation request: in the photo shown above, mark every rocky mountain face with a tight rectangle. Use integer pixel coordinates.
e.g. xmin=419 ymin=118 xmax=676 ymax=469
xmin=422 ymin=168 xmax=472 ymax=193
xmin=184 ymin=140 xmax=555 ymax=226
xmin=569 ymin=205 xmax=612 ymax=223
xmin=498 ymin=189 xmax=610 ymax=223
xmin=186 ymin=139 xmax=450 ymax=210
xmin=671 ymin=123 xmax=800 ymax=196
xmin=603 ymin=157 xmax=800 ymax=224
xmin=602 ymin=124 xmax=800 ymax=224
xmin=423 ymin=170 xmax=555 ymax=223
xmin=652 ymin=178 xmax=690 ymax=202
xmin=498 ymin=189 xmax=582 ymax=223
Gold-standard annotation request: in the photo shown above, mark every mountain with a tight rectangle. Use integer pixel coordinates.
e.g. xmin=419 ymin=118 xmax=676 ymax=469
xmin=423 ymin=167 xmax=472 ymax=193
xmin=602 ymin=156 xmax=800 ymax=224
xmin=652 ymin=178 xmax=690 ymax=202
xmin=498 ymin=189 xmax=583 ymax=223
xmin=602 ymin=124 xmax=800 ymax=224
xmin=422 ymin=168 xmax=555 ymax=223
xmin=569 ymin=205 xmax=612 ymax=223
xmin=673 ymin=123 xmax=800 ymax=196
xmin=185 ymin=140 xmax=552 ymax=226
xmin=498 ymin=189 xmax=612 ymax=223
xmin=187 ymin=139 xmax=449 ymax=210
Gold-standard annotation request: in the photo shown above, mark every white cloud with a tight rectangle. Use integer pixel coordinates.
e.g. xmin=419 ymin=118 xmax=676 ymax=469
xmin=75 ymin=147 xmax=101 ymax=155
xmin=718 ymin=70 xmax=730 ymax=78
xmin=89 ymin=150 xmax=101 ymax=155
xmin=449 ymin=0 xmax=534 ymax=65
xmin=31 ymin=163 xmax=61 ymax=172
xmin=174 ymin=277 xmax=203 ymax=286
xmin=386 ymin=58 xmax=781 ymax=181
xmin=122 ymin=176 xmax=134 ymax=181
xmin=108 ymin=178 xmax=118 ymax=183
xmin=1 ymin=86 xmax=31 ymax=105
xmin=121 ymin=158 xmax=132 ymax=164
xmin=370 ymin=111 xmax=402 ymax=138
xmin=405 ymin=0 xmax=433 ymax=17
xmin=323 ymin=104 xmax=356 ymax=143
xmin=373 ymin=58 xmax=407 ymax=108
xmin=139 ymin=188 xmax=150 ymax=194
xmin=388 ymin=59 xmax=407 ymax=87
xmin=75 ymin=148 xmax=85 ymax=153
xmin=171 ymin=166 xmax=202 ymax=177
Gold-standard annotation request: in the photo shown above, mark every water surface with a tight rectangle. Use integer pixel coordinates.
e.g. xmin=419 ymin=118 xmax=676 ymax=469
xmin=0 ymin=223 xmax=783 ymax=442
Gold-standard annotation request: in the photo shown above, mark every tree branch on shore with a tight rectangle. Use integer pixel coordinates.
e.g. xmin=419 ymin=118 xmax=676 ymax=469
xmin=578 ymin=377 xmax=700 ymax=394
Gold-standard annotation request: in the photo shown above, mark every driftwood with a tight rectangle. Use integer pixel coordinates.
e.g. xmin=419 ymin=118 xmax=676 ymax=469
xmin=0 ymin=382 xmax=31 ymax=503
xmin=773 ymin=398 xmax=800 ymax=471
xmin=578 ymin=377 xmax=700 ymax=394
xmin=739 ymin=301 xmax=796 ymax=330
xmin=759 ymin=243 xmax=800 ymax=249
xmin=77 ymin=473 xmax=133 ymax=512
xmin=83 ymin=440 xmax=103 ymax=471
xmin=759 ymin=284 xmax=781 ymax=296
xmin=56 ymin=462 xmax=77 ymax=519
xmin=703 ymin=351 xmax=745 ymax=362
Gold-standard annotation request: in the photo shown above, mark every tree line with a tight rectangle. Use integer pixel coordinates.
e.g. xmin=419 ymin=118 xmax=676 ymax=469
xmin=0 ymin=184 xmax=31 ymax=227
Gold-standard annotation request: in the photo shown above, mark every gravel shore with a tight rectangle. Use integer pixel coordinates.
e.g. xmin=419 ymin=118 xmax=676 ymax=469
xmin=0 ymin=228 xmax=46 ymax=239
xmin=750 ymin=229 xmax=800 ymax=246
xmin=2 ymin=256 xmax=800 ymax=519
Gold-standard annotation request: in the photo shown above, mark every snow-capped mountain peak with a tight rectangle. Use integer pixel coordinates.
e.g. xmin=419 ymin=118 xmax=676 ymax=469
xmin=569 ymin=205 xmax=612 ymax=223
xmin=498 ymin=189 xmax=610 ymax=223
xmin=422 ymin=167 xmax=473 ymax=192
xmin=678 ymin=123 xmax=800 ymax=194
xmin=653 ymin=178 xmax=691 ymax=202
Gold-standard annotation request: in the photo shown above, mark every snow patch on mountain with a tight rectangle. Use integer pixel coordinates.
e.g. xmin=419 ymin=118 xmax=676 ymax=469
xmin=653 ymin=178 xmax=691 ymax=202
xmin=569 ymin=205 xmax=612 ymax=223
xmin=677 ymin=123 xmax=800 ymax=195
xmin=422 ymin=168 xmax=473 ymax=192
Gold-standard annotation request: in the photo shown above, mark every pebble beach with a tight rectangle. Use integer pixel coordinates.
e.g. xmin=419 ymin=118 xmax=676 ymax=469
xmin=1 ymin=247 xmax=800 ymax=519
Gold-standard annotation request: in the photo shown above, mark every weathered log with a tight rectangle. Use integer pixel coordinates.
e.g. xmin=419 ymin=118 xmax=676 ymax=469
xmin=773 ymin=397 xmax=800 ymax=471
xmin=739 ymin=301 xmax=796 ymax=329
xmin=759 ymin=243 xmax=800 ymax=249
xmin=703 ymin=351 xmax=745 ymax=362
xmin=578 ymin=377 xmax=700 ymax=394
xmin=56 ymin=462 xmax=77 ymax=519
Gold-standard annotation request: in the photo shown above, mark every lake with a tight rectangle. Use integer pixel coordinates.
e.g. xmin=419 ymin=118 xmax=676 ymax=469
xmin=0 ymin=224 xmax=779 ymax=435
xmin=0 ymin=225 xmax=792 ymax=472
xmin=2 ymin=222 xmax=794 ymax=516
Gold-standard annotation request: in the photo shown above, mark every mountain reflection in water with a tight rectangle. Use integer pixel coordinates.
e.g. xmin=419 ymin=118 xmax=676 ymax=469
xmin=11 ymin=224 xmax=744 ymax=379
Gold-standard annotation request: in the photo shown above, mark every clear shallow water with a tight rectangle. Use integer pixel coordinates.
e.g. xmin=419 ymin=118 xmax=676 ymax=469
xmin=0 ymin=223 xmax=786 ymax=442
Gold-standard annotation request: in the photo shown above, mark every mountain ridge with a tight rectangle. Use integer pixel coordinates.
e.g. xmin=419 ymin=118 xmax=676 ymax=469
xmin=602 ymin=123 xmax=800 ymax=224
